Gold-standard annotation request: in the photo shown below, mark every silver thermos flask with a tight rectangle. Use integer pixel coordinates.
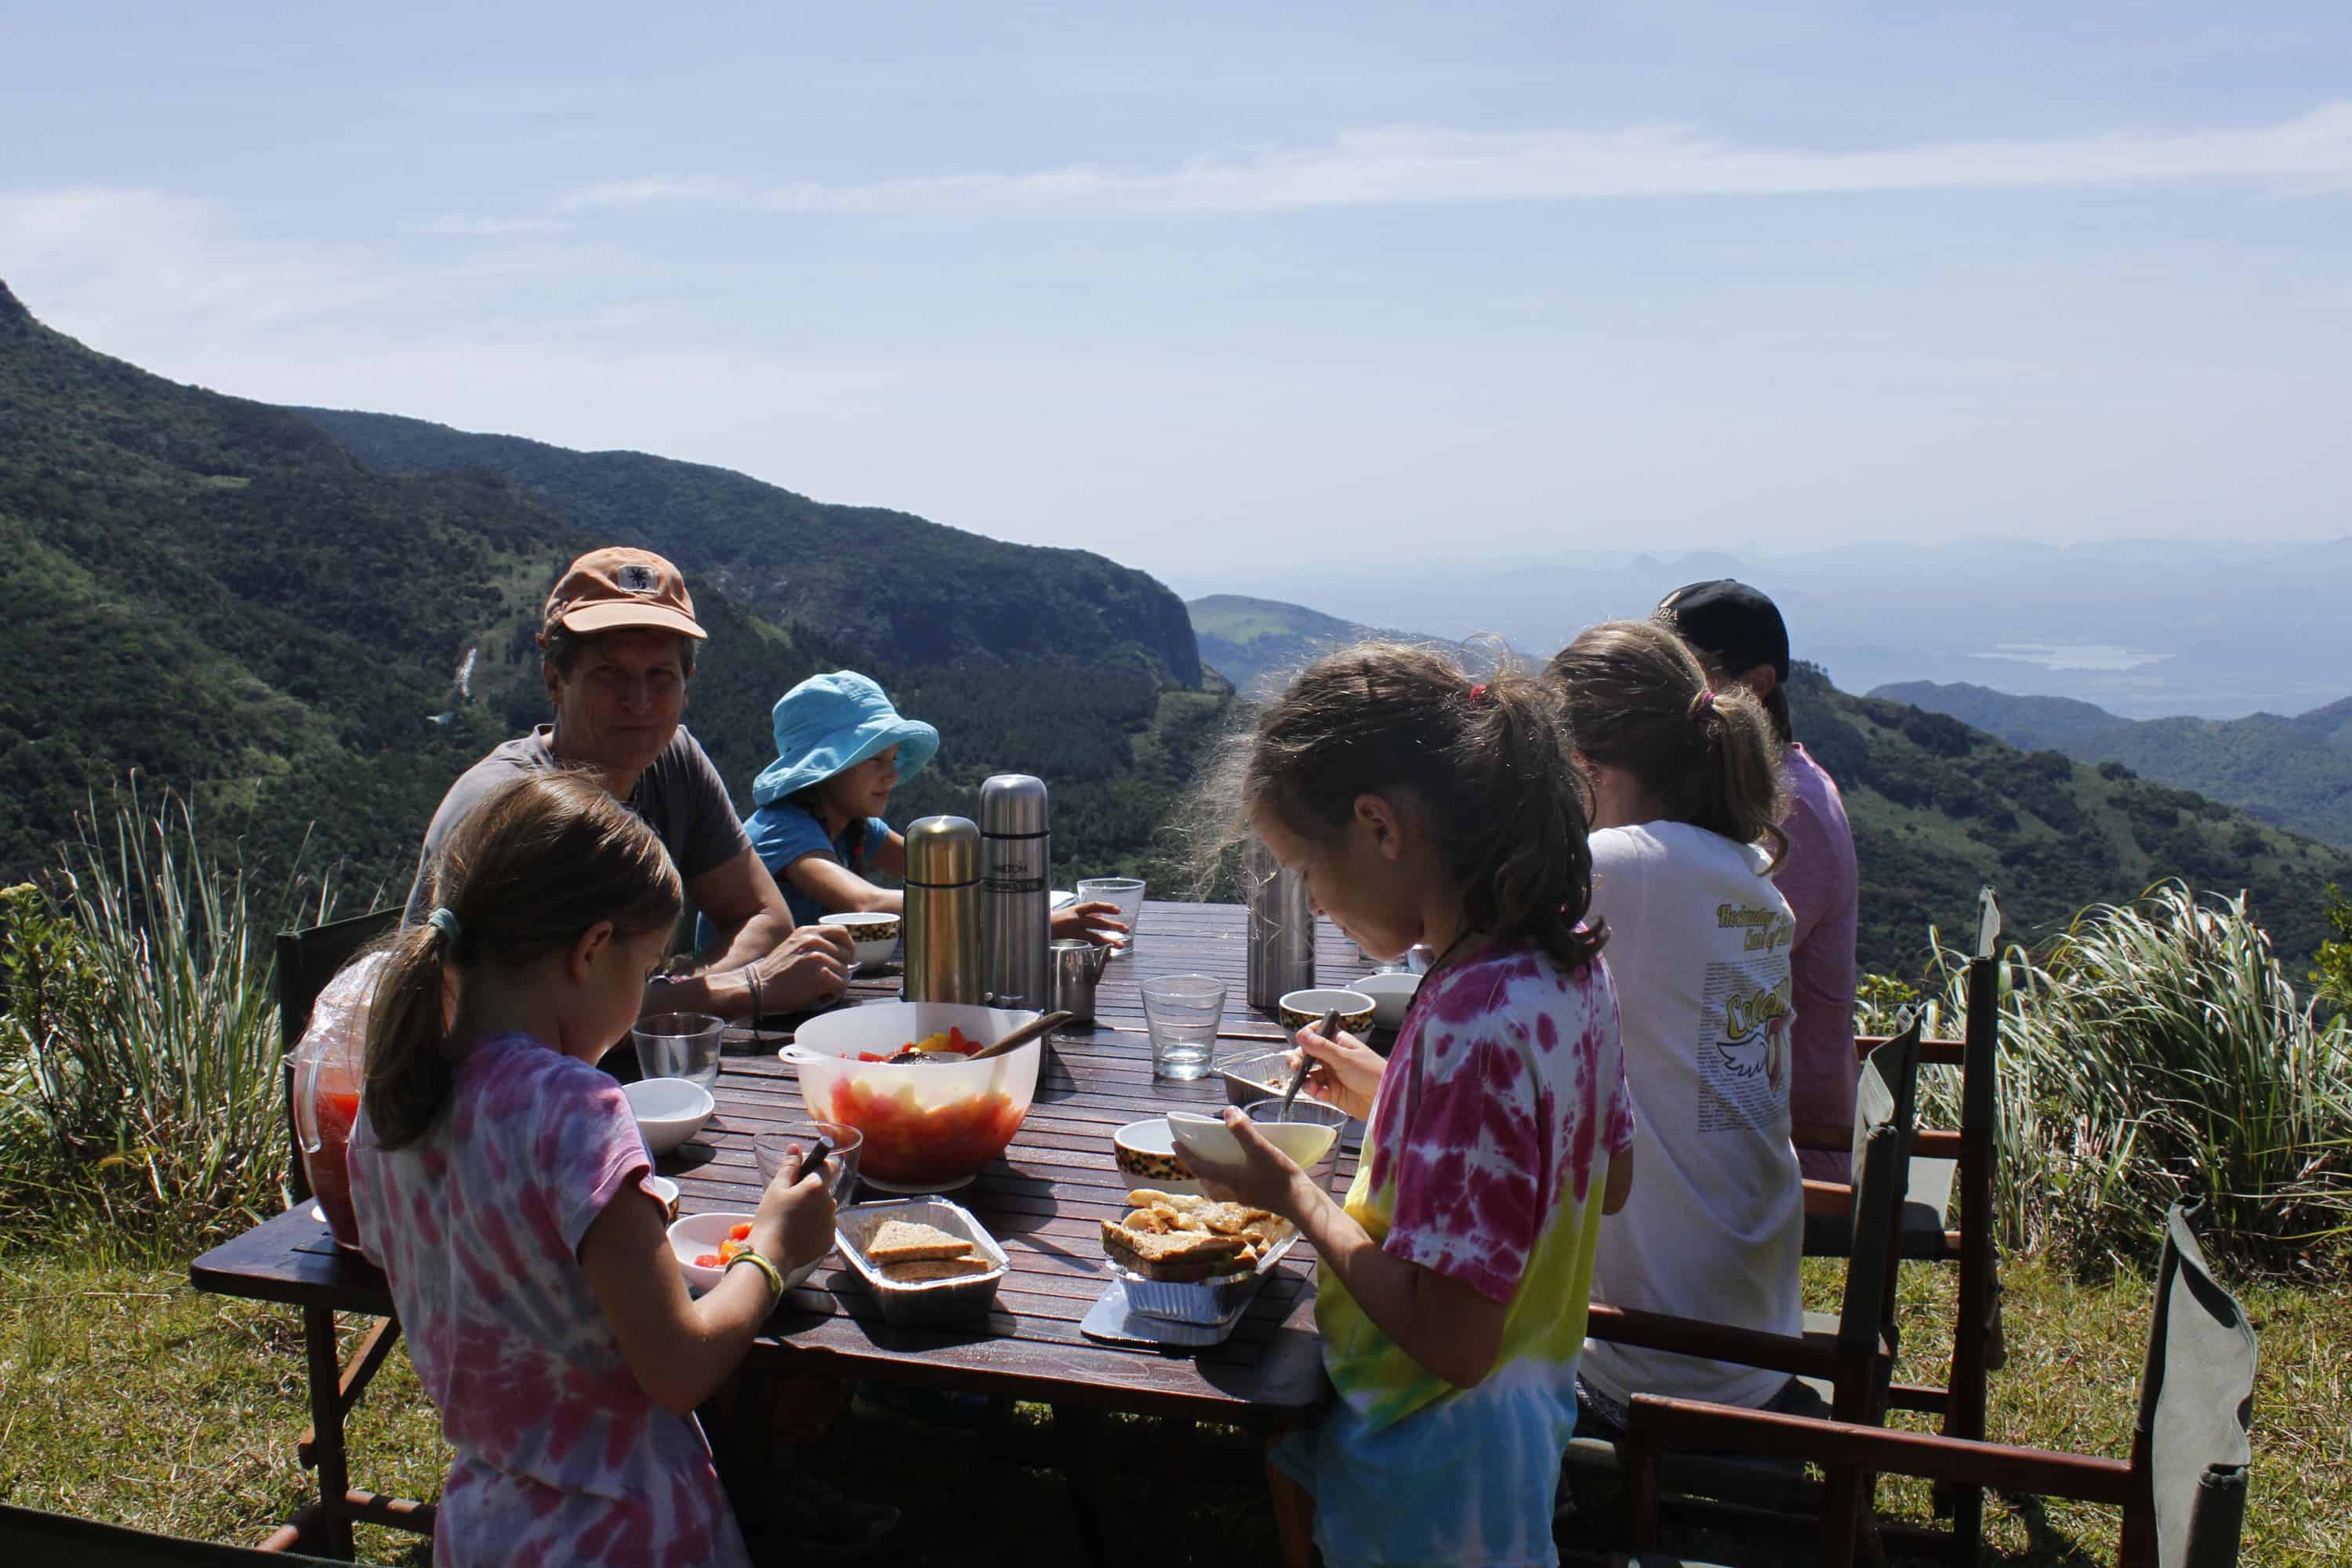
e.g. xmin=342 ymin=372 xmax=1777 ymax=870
xmin=979 ymin=775 xmax=1051 ymax=1011
xmin=903 ymin=815 xmax=983 ymax=1004
xmin=1245 ymin=835 xmax=1316 ymax=1011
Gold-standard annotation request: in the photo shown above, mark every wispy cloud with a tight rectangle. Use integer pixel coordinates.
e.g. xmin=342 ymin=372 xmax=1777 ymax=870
xmin=558 ymin=103 xmax=2352 ymax=216
xmin=405 ymin=212 xmax=571 ymax=237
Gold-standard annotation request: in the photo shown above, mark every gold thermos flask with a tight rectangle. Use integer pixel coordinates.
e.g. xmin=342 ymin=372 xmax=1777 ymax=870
xmin=902 ymin=815 xmax=983 ymax=1004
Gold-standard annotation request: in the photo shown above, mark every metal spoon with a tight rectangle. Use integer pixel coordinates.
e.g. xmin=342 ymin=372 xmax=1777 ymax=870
xmin=1279 ymin=1007 xmax=1343 ymax=1119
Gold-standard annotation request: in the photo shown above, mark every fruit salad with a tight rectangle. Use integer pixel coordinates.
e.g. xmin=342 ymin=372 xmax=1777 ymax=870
xmin=693 ymin=1221 xmax=756 ymax=1270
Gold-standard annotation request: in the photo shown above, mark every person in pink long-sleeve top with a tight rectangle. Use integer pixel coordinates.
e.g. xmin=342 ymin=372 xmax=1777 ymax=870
xmin=1655 ymin=581 xmax=1862 ymax=1182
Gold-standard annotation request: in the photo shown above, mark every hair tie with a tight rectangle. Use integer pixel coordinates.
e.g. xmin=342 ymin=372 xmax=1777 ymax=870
xmin=1468 ymin=683 xmax=1489 ymax=706
xmin=1690 ymin=688 xmax=1718 ymax=720
xmin=426 ymin=906 xmax=463 ymax=945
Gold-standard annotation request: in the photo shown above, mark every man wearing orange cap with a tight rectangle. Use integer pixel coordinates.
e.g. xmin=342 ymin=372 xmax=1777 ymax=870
xmin=407 ymin=547 xmax=854 ymax=1022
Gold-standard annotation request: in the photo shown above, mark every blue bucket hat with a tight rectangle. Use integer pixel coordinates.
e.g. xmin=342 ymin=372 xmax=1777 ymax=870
xmin=751 ymin=671 xmax=940 ymax=807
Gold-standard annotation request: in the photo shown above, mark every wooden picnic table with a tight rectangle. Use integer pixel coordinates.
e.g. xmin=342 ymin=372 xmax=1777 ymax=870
xmin=190 ymin=900 xmax=1379 ymax=1558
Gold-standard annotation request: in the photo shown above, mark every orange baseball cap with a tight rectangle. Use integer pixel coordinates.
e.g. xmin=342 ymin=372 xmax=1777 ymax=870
xmin=540 ymin=547 xmax=707 ymax=642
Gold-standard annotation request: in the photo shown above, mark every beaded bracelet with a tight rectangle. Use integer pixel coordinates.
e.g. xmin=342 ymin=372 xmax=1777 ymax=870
xmin=726 ymin=1248 xmax=786 ymax=1305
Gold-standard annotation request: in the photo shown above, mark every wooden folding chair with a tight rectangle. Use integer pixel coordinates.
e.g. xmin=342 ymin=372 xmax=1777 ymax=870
xmin=270 ymin=907 xmax=434 ymax=1558
xmin=0 ymin=1503 xmax=348 ymax=1567
xmin=1622 ymin=1201 xmax=2256 ymax=1568
xmin=1802 ymin=886 xmax=2006 ymax=1554
xmin=1564 ymin=1016 xmax=1925 ymax=1543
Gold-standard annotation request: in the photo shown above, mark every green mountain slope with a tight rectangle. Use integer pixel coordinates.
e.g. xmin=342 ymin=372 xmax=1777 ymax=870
xmin=1873 ymin=680 xmax=2352 ymax=849
xmin=294 ymin=407 xmax=1200 ymax=687
xmin=0 ymin=281 xmax=1220 ymax=894
xmin=1795 ymin=668 xmax=2351 ymax=971
xmin=1187 ymin=593 xmax=1440 ymax=693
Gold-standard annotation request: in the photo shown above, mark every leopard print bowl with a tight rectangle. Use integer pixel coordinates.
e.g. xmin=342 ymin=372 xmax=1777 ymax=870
xmin=818 ymin=912 xmax=902 ymax=970
xmin=1112 ymin=1119 xmax=1196 ymax=1189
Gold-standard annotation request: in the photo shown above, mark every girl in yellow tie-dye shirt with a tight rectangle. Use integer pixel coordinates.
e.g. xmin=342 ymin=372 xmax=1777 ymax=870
xmin=1185 ymin=644 xmax=1636 ymax=1568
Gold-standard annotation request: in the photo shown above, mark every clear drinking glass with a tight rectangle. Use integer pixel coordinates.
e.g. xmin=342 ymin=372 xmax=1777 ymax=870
xmin=632 ymin=1012 xmax=725 ymax=1091
xmin=755 ymin=1121 xmax=864 ymax=1206
xmin=1076 ymin=877 xmax=1147 ymax=959
xmin=1141 ymin=973 xmax=1227 ymax=1080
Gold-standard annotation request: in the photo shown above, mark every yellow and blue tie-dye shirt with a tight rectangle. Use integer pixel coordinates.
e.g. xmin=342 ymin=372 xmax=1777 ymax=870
xmin=1319 ymin=943 xmax=1632 ymax=1430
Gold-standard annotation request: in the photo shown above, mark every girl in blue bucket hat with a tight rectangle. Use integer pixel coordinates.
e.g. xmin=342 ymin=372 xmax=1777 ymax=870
xmin=742 ymin=671 xmax=1125 ymax=943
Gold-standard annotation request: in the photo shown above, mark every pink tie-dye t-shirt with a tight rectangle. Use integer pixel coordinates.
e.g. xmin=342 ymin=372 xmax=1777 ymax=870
xmin=347 ymin=1033 xmax=752 ymax=1568
xmin=1319 ymin=943 xmax=1632 ymax=1428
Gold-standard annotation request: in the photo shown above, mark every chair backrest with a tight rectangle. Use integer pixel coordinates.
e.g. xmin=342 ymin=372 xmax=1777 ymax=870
xmin=275 ymin=906 xmax=401 ymax=1201
xmin=0 ymin=1503 xmax=346 ymax=1566
xmin=2137 ymin=1203 xmax=2258 ymax=1568
xmin=1834 ymin=1011 xmax=1924 ymax=1394
xmin=1961 ymin=886 xmax=2002 ymax=1135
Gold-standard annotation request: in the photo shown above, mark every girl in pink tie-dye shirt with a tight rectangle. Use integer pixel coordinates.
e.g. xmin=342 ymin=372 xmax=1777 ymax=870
xmin=348 ymin=772 xmax=837 ymax=1568
xmin=1181 ymin=645 xmax=1637 ymax=1567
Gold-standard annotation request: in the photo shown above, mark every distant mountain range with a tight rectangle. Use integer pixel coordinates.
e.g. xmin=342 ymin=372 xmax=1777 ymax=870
xmin=0 ymin=278 xmax=1220 ymax=896
xmin=1875 ymin=681 xmax=2352 ymax=850
xmin=1187 ymin=595 xmax=1436 ymax=693
xmin=1192 ymin=587 xmax=2352 ymax=971
xmin=294 ymin=406 xmax=1200 ymax=687
xmin=1163 ymin=539 xmax=2352 ymax=720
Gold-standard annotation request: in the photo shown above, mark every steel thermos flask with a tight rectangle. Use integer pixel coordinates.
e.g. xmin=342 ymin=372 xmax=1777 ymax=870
xmin=979 ymin=775 xmax=1051 ymax=1011
xmin=1245 ymin=836 xmax=1316 ymax=1010
xmin=903 ymin=815 xmax=983 ymax=1004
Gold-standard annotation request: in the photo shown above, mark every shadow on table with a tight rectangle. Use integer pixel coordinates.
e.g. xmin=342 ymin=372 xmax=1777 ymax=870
xmin=1033 ymin=1040 xmax=1083 ymax=1104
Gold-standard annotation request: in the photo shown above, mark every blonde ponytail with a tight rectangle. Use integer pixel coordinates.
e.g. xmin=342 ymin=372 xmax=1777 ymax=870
xmin=1549 ymin=621 xmax=1788 ymax=869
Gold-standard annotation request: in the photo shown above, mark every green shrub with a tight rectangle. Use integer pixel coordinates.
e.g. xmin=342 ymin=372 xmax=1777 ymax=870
xmin=1880 ymin=882 xmax=2352 ymax=1275
xmin=0 ymin=791 xmax=335 ymax=1245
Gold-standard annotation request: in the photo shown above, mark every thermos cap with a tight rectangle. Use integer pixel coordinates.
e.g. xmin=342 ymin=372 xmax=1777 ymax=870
xmin=905 ymin=815 xmax=980 ymax=885
xmin=978 ymin=775 xmax=1050 ymax=837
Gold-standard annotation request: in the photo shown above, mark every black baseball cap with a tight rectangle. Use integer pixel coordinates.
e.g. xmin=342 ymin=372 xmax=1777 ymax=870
xmin=1654 ymin=579 xmax=1789 ymax=681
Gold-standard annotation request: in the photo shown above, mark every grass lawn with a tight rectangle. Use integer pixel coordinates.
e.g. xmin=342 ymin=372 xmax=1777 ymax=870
xmin=1 ymin=1237 xmax=2342 ymax=1566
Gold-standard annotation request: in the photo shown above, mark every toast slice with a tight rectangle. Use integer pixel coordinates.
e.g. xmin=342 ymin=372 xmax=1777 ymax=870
xmin=863 ymin=1220 xmax=976 ymax=1265
xmin=880 ymin=1256 xmax=996 ymax=1283
xmin=1100 ymin=1218 xmax=1248 ymax=1280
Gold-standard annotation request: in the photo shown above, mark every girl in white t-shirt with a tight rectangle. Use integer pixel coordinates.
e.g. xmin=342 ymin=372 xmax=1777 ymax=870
xmin=1546 ymin=619 xmax=1808 ymax=1428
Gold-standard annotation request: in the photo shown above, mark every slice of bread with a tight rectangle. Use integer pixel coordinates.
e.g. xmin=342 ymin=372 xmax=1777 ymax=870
xmin=880 ymin=1256 xmax=996 ymax=1283
xmin=863 ymin=1220 xmax=976 ymax=1265
xmin=1100 ymin=1218 xmax=1247 ymax=1279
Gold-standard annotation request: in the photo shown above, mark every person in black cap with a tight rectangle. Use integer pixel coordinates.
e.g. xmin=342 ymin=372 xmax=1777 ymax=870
xmin=1655 ymin=580 xmax=1860 ymax=1184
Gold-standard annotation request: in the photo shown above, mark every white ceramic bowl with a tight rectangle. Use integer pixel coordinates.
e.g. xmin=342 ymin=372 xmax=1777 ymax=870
xmin=624 ymin=1076 xmax=715 ymax=1157
xmin=1167 ymin=1108 xmax=1341 ymax=1175
xmin=782 ymin=1001 xmax=1043 ymax=1192
xmin=1354 ymin=971 xmax=1421 ymax=1031
xmin=666 ymin=1210 xmax=832 ymax=1294
xmin=646 ymin=1175 xmax=681 ymax=1221
xmin=818 ymin=911 xmax=901 ymax=969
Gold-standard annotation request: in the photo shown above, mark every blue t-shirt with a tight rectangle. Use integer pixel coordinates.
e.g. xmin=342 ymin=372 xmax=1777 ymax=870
xmin=744 ymin=800 xmax=895 ymax=927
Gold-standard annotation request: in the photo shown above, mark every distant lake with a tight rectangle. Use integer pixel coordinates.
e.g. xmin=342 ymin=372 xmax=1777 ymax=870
xmin=1973 ymin=643 xmax=2175 ymax=673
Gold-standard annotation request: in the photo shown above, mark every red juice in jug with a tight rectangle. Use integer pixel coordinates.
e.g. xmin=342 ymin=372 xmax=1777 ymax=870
xmin=306 ymin=1085 xmax=365 ymax=1251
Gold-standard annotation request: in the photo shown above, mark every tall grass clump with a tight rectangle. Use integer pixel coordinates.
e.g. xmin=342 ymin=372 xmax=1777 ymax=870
xmin=0 ymin=789 xmax=335 ymax=1247
xmin=1875 ymin=882 xmax=2352 ymax=1276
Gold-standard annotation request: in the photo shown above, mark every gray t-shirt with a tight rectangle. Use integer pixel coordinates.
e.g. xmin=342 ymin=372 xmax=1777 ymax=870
xmin=405 ymin=725 xmax=752 ymax=920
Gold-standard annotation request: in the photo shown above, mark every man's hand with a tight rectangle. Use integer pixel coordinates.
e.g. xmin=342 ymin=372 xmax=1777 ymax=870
xmin=744 ymin=924 xmax=855 ymax=1014
xmin=1050 ymin=900 xmax=1129 ymax=948
xmin=1178 ymin=1109 xmax=1313 ymax=1220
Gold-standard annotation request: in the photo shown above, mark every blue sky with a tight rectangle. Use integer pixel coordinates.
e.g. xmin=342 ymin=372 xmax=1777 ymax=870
xmin=6 ymin=2 xmax=2350 ymax=587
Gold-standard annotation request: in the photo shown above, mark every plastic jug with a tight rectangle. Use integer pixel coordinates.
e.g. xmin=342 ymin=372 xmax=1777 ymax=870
xmin=291 ymin=952 xmax=385 ymax=1253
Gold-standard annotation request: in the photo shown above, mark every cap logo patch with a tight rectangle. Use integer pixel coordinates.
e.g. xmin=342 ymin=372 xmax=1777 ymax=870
xmin=615 ymin=564 xmax=662 ymax=593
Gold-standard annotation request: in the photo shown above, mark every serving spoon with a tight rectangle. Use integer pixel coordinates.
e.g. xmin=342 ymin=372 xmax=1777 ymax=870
xmin=883 ymin=1011 xmax=1074 ymax=1065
